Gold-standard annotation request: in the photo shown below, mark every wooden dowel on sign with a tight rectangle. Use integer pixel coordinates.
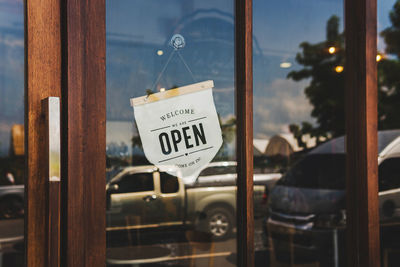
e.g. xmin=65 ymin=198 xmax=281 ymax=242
xmin=345 ymin=0 xmax=380 ymax=266
xmin=130 ymin=80 xmax=214 ymax=106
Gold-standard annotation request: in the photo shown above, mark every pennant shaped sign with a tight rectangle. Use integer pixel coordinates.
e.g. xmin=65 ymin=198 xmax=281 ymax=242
xmin=130 ymin=80 xmax=223 ymax=179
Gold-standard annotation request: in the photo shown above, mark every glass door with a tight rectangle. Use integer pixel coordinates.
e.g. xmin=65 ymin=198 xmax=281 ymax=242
xmin=105 ymin=0 xmax=239 ymax=266
xmin=0 ymin=0 xmax=24 ymax=265
xmin=21 ymin=0 xmax=384 ymax=265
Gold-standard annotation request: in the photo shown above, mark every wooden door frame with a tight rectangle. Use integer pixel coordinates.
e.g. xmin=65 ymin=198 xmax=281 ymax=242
xmin=24 ymin=0 xmax=380 ymax=266
xmin=25 ymin=0 xmax=105 ymax=266
xmin=25 ymin=0 xmax=61 ymax=265
xmin=345 ymin=0 xmax=380 ymax=266
xmin=60 ymin=0 xmax=106 ymax=266
xmin=235 ymin=0 xmax=254 ymax=266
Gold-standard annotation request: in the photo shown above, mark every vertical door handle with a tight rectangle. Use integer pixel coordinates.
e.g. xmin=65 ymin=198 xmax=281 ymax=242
xmin=42 ymin=97 xmax=61 ymax=267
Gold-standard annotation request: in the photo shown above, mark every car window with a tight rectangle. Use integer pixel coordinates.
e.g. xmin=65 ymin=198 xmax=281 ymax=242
xmin=277 ymin=154 xmax=346 ymax=190
xmin=114 ymin=173 xmax=154 ymax=193
xmin=379 ymin=157 xmax=400 ymax=192
xmin=160 ymin=172 xmax=179 ymax=194
xmin=198 ymin=166 xmax=236 ymax=176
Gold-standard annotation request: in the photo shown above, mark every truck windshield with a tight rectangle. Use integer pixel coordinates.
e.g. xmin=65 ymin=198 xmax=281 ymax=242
xmin=277 ymin=154 xmax=346 ymax=190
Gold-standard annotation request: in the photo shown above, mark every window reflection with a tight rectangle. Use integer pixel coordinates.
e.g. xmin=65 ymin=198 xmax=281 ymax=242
xmin=160 ymin=172 xmax=179 ymax=194
xmin=254 ymin=0 xmax=400 ymax=266
xmin=111 ymin=173 xmax=154 ymax=194
xmin=253 ymin=0 xmax=346 ymax=265
xmin=106 ymin=0 xmax=241 ymax=266
xmin=0 ymin=0 xmax=24 ymax=265
xmin=378 ymin=2 xmax=400 ymax=264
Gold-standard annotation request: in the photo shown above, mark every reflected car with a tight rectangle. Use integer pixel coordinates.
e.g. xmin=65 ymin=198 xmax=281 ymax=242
xmin=265 ymin=129 xmax=400 ymax=266
xmin=0 ymin=185 xmax=24 ymax=219
xmin=190 ymin=161 xmax=281 ymax=186
xmin=188 ymin=161 xmax=282 ymax=217
xmin=106 ymin=163 xmax=280 ymax=240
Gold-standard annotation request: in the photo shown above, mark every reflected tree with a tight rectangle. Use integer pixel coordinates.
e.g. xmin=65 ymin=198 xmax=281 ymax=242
xmin=215 ymin=115 xmax=236 ymax=160
xmin=288 ymin=15 xmax=345 ymax=141
xmin=289 ymin=7 xmax=400 ymax=144
xmin=289 ymin=122 xmax=314 ymax=150
xmin=379 ymin=0 xmax=400 ymax=130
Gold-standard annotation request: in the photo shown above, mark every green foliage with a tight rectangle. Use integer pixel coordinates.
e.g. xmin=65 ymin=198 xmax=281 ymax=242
xmin=377 ymin=59 xmax=400 ymax=129
xmin=215 ymin=115 xmax=236 ymax=160
xmin=379 ymin=0 xmax=400 ymax=130
xmin=381 ymin=1 xmax=400 ymax=57
xmin=289 ymin=122 xmax=318 ymax=149
xmin=289 ymin=6 xmax=400 ymax=146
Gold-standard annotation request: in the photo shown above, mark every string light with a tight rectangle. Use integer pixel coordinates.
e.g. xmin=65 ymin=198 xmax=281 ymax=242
xmin=328 ymin=46 xmax=336 ymax=54
xmin=280 ymin=62 xmax=292 ymax=68
xmin=335 ymin=66 xmax=344 ymax=73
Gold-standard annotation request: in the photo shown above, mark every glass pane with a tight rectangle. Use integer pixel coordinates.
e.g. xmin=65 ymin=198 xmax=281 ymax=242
xmin=253 ymin=0 xmax=346 ymax=265
xmin=112 ymin=173 xmax=154 ymax=193
xmin=106 ymin=0 xmax=237 ymax=266
xmin=378 ymin=0 xmax=400 ymax=265
xmin=0 ymin=0 xmax=25 ymax=265
xmin=160 ymin=173 xmax=179 ymax=194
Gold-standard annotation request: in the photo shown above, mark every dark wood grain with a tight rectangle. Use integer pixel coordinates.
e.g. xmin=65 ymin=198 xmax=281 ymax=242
xmin=25 ymin=0 xmax=61 ymax=265
xmin=345 ymin=0 xmax=380 ymax=266
xmin=235 ymin=0 xmax=254 ymax=266
xmin=49 ymin=180 xmax=61 ymax=267
xmin=61 ymin=0 xmax=106 ymax=266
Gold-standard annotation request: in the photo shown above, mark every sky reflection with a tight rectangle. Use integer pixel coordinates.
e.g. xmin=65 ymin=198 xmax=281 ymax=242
xmin=0 ymin=0 xmax=396 ymax=156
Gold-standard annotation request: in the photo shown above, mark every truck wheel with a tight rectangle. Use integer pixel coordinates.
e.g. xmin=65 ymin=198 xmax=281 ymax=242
xmin=0 ymin=197 xmax=24 ymax=219
xmin=206 ymin=207 xmax=234 ymax=241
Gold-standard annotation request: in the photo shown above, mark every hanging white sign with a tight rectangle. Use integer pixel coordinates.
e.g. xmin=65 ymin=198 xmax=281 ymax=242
xmin=131 ymin=80 xmax=223 ymax=180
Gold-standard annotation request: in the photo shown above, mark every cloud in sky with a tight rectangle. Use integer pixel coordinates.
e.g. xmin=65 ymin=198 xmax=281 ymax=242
xmin=0 ymin=36 xmax=23 ymax=48
xmin=254 ymin=78 xmax=314 ymax=139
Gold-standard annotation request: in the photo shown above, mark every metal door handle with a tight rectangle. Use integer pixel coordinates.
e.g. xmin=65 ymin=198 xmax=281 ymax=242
xmin=42 ymin=97 xmax=61 ymax=182
xmin=143 ymin=195 xmax=157 ymax=202
xmin=42 ymin=97 xmax=61 ymax=267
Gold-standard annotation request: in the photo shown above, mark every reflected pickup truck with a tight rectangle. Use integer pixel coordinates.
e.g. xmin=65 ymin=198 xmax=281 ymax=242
xmin=106 ymin=165 xmax=281 ymax=240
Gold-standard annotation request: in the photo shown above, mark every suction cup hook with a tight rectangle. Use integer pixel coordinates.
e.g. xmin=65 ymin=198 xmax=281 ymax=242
xmin=170 ymin=34 xmax=186 ymax=50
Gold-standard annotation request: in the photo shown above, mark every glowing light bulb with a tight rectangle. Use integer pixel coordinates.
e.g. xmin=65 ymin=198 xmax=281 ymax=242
xmin=376 ymin=54 xmax=382 ymax=62
xmin=280 ymin=62 xmax=292 ymax=68
xmin=335 ymin=66 xmax=344 ymax=73
xmin=328 ymin=46 xmax=336 ymax=54
xmin=157 ymin=50 xmax=164 ymax=56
